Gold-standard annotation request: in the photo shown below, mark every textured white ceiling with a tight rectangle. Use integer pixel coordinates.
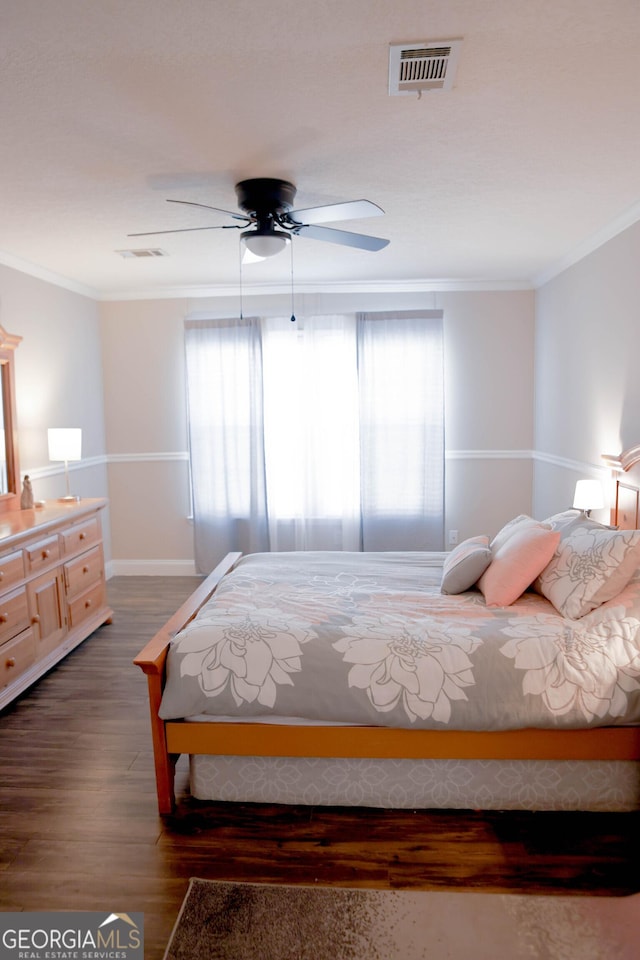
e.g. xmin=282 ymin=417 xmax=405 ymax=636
xmin=1 ymin=0 xmax=640 ymax=298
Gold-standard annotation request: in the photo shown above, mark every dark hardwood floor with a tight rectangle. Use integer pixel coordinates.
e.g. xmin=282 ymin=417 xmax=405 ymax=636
xmin=1 ymin=576 xmax=638 ymax=958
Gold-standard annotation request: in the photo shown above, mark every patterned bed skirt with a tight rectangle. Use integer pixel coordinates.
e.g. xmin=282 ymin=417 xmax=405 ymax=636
xmin=189 ymin=755 xmax=640 ymax=812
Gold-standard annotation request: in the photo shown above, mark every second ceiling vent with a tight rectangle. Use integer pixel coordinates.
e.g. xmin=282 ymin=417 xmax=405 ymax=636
xmin=389 ymin=40 xmax=462 ymax=95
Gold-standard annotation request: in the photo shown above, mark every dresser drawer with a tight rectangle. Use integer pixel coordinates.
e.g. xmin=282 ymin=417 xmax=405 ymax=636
xmin=0 ymin=628 xmax=36 ymax=689
xmin=0 ymin=550 xmax=25 ymax=592
xmin=67 ymin=581 xmax=106 ymax=630
xmin=25 ymin=536 xmax=60 ymax=574
xmin=61 ymin=517 xmax=100 ymax=556
xmin=0 ymin=586 xmax=30 ymax=644
xmin=64 ymin=545 xmax=103 ymax=598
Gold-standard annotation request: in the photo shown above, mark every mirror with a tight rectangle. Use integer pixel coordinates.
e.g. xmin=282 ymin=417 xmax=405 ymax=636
xmin=0 ymin=380 xmax=5 ymax=493
xmin=0 ymin=326 xmax=22 ymax=511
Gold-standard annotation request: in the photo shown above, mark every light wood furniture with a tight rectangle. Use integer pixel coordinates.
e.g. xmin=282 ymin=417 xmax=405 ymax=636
xmin=0 ymin=325 xmax=22 ymax=514
xmin=0 ymin=498 xmax=113 ymax=710
xmin=135 ymin=468 xmax=640 ymax=815
xmin=0 ymin=329 xmax=113 ymax=708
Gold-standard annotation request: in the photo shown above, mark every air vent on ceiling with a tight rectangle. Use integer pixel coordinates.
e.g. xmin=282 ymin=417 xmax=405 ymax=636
xmin=116 ymin=248 xmax=166 ymax=259
xmin=389 ymin=40 xmax=462 ymax=95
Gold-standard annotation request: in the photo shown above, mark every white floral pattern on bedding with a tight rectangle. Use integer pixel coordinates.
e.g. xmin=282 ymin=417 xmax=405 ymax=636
xmin=333 ymin=615 xmax=480 ymax=723
xmin=175 ymin=611 xmax=314 ymax=709
xmin=500 ymin=611 xmax=640 ymax=721
xmin=158 ymin=551 xmax=640 ymax=731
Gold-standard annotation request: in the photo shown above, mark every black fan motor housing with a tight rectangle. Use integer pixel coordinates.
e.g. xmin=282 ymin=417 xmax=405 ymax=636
xmin=235 ymin=178 xmax=297 ymax=218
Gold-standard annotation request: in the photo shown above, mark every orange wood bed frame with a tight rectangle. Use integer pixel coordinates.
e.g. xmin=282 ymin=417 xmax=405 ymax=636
xmin=134 ymin=468 xmax=640 ymax=815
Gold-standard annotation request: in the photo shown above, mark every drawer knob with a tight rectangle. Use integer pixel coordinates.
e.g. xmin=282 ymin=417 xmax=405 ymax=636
xmin=85 ymin=599 xmax=92 ymax=609
xmin=79 ymin=532 xmax=87 ymax=540
xmin=0 ymin=613 xmax=8 ymax=623
xmin=6 ymin=657 xmax=15 ymax=668
xmin=83 ymin=565 xmax=89 ymax=574
xmin=42 ymin=549 xmax=50 ymax=559
xmin=31 ymin=615 xmax=40 ymax=624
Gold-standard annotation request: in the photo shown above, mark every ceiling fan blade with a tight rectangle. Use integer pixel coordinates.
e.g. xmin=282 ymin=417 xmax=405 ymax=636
xmin=288 ymin=199 xmax=383 ymax=225
xmin=295 ymin=223 xmax=389 ymax=251
xmin=167 ymin=198 xmax=251 ymax=222
xmin=128 ymin=224 xmax=242 ymax=237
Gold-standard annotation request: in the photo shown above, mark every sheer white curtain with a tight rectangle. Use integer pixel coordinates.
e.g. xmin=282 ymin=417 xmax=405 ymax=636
xmin=357 ymin=311 xmax=444 ymax=550
xmin=185 ymin=311 xmax=444 ymax=572
xmin=262 ymin=315 xmax=362 ymax=551
xmin=185 ymin=317 xmax=269 ymax=573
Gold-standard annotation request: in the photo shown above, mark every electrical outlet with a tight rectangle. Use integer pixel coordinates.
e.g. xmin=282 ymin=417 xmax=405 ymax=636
xmin=448 ymin=530 xmax=458 ymax=545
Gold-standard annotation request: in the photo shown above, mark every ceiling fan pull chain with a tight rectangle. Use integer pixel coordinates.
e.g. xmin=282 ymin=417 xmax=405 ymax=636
xmin=238 ymin=242 xmax=244 ymax=320
xmin=290 ymin=237 xmax=296 ymax=323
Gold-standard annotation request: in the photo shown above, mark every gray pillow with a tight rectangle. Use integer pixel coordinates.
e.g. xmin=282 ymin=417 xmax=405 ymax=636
xmin=441 ymin=536 xmax=492 ymax=595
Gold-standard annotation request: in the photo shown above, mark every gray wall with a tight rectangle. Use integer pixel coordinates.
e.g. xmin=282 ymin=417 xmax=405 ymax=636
xmin=100 ymin=288 xmax=535 ymax=572
xmin=0 ymin=263 xmax=111 ymax=556
xmin=534 ymin=219 xmax=640 ymax=523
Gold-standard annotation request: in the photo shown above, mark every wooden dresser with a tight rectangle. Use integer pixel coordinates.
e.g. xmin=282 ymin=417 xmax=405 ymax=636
xmin=0 ymin=498 xmax=112 ymax=710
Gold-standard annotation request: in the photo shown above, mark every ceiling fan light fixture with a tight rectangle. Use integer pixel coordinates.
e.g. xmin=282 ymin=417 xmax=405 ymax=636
xmin=241 ymin=228 xmax=290 ymax=259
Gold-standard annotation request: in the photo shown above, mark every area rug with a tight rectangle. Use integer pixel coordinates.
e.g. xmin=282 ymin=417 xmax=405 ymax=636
xmin=163 ymin=878 xmax=638 ymax=960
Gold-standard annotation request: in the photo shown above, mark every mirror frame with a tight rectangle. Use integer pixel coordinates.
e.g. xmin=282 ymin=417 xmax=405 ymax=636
xmin=0 ymin=326 xmax=22 ymax=514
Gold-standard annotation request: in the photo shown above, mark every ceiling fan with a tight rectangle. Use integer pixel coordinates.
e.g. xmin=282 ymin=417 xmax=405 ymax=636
xmin=129 ymin=177 xmax=389 ymax=261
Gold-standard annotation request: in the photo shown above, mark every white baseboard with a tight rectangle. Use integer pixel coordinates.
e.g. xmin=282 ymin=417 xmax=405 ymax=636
xmin=106 ymin=559 xmax=198 ymax=577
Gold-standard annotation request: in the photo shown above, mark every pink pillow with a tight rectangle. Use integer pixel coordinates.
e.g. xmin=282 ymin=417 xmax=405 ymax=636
xmin=478 ymin=526 xmax=561 ymax=608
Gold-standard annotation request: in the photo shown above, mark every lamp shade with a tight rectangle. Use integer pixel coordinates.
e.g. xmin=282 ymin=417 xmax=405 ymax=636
xmin=573 ymin=478 xmax=604 ymax=512
xmin=48 ymin=428 xmax=82 ymax=463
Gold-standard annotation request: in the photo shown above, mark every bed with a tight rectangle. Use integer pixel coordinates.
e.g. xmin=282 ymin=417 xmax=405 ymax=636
xmin=134 ymin=465 xmax=640 ymax=815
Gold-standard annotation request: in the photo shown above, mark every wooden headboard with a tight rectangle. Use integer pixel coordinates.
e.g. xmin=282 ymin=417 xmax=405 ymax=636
xmin=613 ymin=481 xmax=639 ymax=530
xmin=603 ymin=445 xmax=640 ymax=529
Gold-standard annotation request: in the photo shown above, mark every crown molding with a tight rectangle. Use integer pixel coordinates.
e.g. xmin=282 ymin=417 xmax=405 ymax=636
xmin=0 ymin=249 xmax=99 ymax=299
xmin=97 ymin=277 xmax=534 ymax=302
xmin=533 ymin=198 xmax=640 ymax=288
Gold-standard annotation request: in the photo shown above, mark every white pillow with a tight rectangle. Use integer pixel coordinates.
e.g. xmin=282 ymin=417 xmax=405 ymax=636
xmin=440 ymin=536 xmax=492 ymax=595
xmin=536 ymin=526 xmax=640 ymax=619
xmin=542 ymin=509 xmax=615 ymax=534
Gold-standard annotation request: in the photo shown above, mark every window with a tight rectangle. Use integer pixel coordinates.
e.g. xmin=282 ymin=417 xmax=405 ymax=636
xmin=185 ymin=311 xmax=444 ymax=572
xmin=261 ymin=316 xmax=361 ymax=527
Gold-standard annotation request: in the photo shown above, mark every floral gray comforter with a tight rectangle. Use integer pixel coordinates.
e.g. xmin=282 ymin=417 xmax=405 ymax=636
xmin=158 ymin=551 xmax=640 ymax=729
